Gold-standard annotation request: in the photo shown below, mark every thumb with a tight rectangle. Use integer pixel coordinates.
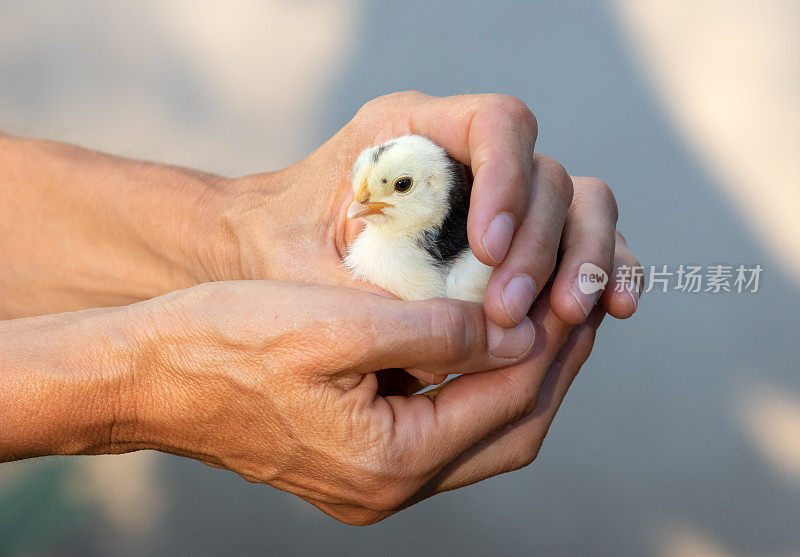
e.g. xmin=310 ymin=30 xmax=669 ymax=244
xmin=350 ymin=297 xmax=536 ymax=375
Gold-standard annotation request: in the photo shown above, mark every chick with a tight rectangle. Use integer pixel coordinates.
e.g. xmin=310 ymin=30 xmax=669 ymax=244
xmin=344 ymin=135 xmax=492 ymax=303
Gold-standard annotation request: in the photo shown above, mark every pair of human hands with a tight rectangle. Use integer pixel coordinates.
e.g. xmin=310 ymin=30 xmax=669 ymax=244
xmin=115 ymin=92 xmax=641 ymax=524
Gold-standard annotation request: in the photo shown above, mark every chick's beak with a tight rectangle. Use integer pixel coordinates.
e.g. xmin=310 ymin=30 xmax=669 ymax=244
xmin=347 ymin=199 xmax=392 ymax=219
xmin=347 ymin=180 xmax=392 ymax=219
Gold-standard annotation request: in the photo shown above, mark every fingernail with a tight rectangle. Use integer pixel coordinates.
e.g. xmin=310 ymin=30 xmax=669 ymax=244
xmin=487 ymin=315 xmax=536 ymax=359
xmin=501 ymin=274 xmax=536 ymax=324
xmin=570 ymin=280 xmax=602 ymax=317
xmin=626 ymin=281 xmax=640 ymax=311
xmin=482 ymin=213 xmax=514 ymax=264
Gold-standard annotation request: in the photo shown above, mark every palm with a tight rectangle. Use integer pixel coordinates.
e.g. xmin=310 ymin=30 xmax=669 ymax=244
xmin=225 ymin=112 xmax=411 ymax=294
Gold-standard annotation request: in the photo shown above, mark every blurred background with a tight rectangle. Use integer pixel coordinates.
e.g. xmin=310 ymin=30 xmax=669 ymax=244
xmin=1 ymin=0 xmax=798 ymax=555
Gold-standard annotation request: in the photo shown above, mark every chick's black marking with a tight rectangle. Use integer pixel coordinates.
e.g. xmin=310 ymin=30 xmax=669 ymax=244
xmin=417 ymin=159 xmax=471 ymax=263
xmin=372 ymin=141 xmax=396 ymax=164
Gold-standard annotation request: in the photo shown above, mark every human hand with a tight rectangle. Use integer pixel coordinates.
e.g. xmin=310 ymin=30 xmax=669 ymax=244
xmin=97 ymin=279 xmax=600 ymax=525
xmin=210 ymin=92 xmax=641 ymax=327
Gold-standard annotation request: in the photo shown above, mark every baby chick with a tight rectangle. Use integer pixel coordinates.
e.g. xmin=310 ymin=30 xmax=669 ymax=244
xmin=344 ymin=135 xmax=492 ymax=303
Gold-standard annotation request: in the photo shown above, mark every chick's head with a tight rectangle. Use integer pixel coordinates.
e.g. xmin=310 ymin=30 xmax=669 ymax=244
xmin=347 ymin=135 xmax=455 ymax=235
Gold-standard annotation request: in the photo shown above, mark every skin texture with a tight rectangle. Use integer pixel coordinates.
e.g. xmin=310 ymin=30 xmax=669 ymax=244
xmin=0 ymin=280 xmax=605 ymax=525
xmin=0 ymin=92 xmax=643 ymax=524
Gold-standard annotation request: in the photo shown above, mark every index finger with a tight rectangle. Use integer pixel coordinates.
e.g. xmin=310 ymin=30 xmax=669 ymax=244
xmin=405 ymin=93 xmax=538 ymax=266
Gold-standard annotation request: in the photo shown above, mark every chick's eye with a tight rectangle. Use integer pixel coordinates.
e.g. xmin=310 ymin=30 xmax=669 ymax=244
xmin=394 ymin=177 xmax=413 ymax=193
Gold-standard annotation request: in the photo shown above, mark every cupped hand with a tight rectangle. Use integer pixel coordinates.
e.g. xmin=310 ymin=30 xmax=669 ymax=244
xmin=117 ymin=280 xmax=602 ymax=525
xmin=212 ymin=91 xmax=641 ymax=327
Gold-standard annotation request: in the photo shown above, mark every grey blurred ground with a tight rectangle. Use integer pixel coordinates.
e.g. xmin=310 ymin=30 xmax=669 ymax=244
xmin=1 ymin=1 xmax=799 ymax=556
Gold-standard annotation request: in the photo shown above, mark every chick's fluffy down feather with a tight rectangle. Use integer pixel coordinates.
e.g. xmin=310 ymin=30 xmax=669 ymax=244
xmin=344 ymin=135 xmax=492 ymax=303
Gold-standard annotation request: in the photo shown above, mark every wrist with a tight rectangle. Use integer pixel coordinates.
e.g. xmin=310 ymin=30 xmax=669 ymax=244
xmin=109 ymin=285 xmax=251 ymax=464
xmin=147 ymin=168 xmax=238 ymax=287
xmin=0 ymin=306 xmax=137 ymax=461
xmin=208 ymin=170 xmax=289 ymax=281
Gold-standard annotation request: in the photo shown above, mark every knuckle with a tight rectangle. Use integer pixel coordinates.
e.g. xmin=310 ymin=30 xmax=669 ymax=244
xmin=506 ymin=162 xmax=527 ymax=190
xmin=586 ymin=241 xmax=615 ymax=274
xmin=493 ymin=95 xmax=535 ymax=120
xmin=503 ymin=95 xmax=530 ymax=117
xmin=334 ymin=508 xmax=390 ymax=526
xmin=429 ymin=300 xmax=470 ymax=362
xmin=391 ymin=89 xmax=424 ymax=98
xmin=349 ymin=441 xmax=424 ymax=512
xmin=359 ymin=483 xmax=412 ymax=512
xmin=380 ymin=89 xmax=425 ymax=105
xmin=494 ymin=369 xmax=537 ymax=424
xmin=527 ymin=234 xmax=558 ymax=276
xmin=318 ymin=320 xmax=376 ymax=371
xmin=358 ymin=91 xmax=427 ymax=116
xmin=355 ymin=95 xmax=390 ymax=117
xmin=583 ymin=177 xmax=618 ymax=222
xmin=510 ymin=441 xmax=542 ymax=470
xmin=541 ymin=157 xmax=574 ymax=207
xmin=483 ymin=94 xmax=538 ymax=134
xmin=355 ymin=98 xmax=378 ymax=117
